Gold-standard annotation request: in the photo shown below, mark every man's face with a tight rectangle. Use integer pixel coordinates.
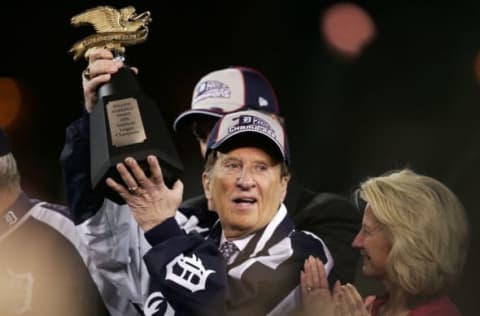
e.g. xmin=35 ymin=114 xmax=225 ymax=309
xmin=202 ymin=146 xmax=289 ymax=239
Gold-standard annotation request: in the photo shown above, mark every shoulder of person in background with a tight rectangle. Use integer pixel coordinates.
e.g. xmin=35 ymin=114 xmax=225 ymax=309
xmin=0 ymin=198 xmax=109 ymax=316
xmin=30 ymin=199 xmax=72 ymax=219
xmin=285 ymin=176 xmax=362 ymax=285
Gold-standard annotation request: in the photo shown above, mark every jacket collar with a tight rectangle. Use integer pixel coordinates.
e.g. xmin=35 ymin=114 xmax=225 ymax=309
xmin=0 ymin=192 xmax=34 ymax=241
xmin=209 ymin=204 xmax=295 ymax=264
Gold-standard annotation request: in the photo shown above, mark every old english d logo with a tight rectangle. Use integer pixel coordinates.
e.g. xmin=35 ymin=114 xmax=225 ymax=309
xmin=166 ymin=253 xmax=215 ymax=292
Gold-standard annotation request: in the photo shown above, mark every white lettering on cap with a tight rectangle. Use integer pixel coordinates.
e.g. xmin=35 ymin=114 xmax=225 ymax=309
xmin=194 ymin=80 xmax=231 ymax=103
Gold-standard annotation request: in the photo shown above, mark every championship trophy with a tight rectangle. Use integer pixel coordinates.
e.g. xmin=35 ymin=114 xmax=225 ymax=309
xmin=69 ymin=6 xmax=183 ymax=203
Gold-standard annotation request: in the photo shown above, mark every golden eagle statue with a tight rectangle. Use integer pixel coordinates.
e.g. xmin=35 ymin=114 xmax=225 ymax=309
xmin=69 ymin=6 xmax=152 ymax=60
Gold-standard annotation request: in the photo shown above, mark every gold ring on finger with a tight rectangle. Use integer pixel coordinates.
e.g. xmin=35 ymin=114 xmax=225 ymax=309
xmin=82 ymin=67 xmax=91 ymax=80
xmin=128 ymin=186 xmax=139 ymax=195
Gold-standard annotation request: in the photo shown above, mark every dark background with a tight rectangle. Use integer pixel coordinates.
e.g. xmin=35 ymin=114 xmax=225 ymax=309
xmin=1 ymin=1 xmax=480 ymax=314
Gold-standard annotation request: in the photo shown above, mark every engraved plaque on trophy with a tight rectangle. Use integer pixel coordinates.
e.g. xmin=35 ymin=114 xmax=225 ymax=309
xmin=69 ymin=6 xmax=183 ymax=204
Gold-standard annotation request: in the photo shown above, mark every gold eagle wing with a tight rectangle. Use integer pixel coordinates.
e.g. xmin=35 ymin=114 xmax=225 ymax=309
xmin=71 ymin=6 xmax=124 ymax=33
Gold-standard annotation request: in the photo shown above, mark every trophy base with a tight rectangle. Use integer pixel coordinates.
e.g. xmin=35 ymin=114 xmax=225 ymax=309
xmin=92 ymin=150 xmax=181 ymax=205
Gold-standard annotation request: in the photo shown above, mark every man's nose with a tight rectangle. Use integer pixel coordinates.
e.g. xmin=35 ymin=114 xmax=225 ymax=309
xmin=236 ymin=168 xmax=256 ymax=189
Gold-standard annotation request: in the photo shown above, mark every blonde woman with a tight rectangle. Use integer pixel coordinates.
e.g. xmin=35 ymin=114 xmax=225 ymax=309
xmin=301 ymin=169 xmax=469 ymax=316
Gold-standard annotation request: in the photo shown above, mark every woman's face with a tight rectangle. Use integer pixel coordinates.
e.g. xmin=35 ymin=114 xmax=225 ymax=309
xmin=352 ymin=205 xmax=391 ymax=279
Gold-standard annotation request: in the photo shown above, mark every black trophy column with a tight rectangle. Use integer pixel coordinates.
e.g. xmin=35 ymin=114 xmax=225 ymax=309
xmin=90 ymin=66 xmax=183 ymax=204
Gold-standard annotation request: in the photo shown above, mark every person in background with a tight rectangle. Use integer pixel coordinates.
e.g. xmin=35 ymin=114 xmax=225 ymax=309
xmin=300 ymin=169 xmax=469 ymax=316
xmin=107 ymin=109 xmax=333 ymax=315
xmin=0 ymin=128 xmax=108 ymax=316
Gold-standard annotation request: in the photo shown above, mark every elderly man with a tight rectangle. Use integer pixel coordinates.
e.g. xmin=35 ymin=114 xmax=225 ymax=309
xmin=60 ymin=49 xmax=358 ymax=314
xmin=107 ymin=109 xmax=333 ymax=315
xmin=0 ymin=128 xmax=108 ymax=315
xmin=64 ymin=48 xmax=360 ymax=288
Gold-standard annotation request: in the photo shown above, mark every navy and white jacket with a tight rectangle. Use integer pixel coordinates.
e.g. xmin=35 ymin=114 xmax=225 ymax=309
xmin=143 ymin=205 xmax=333 ymax=316
xmin=74 ymin=199 xmax=216 ymax=316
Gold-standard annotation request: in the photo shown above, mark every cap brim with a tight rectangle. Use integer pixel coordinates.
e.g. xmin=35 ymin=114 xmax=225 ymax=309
xmin=210 ymin=131 xmax=286 ymax=164
xmin=173 ymin=110 xmax=224 ymax=132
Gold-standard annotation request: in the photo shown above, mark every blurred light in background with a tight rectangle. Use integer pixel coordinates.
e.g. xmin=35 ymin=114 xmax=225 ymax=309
xmin=0 ymin=77 xmax=22 ymax=128
xmin=321 ymin=2 xmax=376 ymax=60
xmin=474 ymin=50 xmax=480 ymax=83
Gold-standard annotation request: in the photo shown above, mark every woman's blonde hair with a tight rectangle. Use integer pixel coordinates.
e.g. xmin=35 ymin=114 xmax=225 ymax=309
xmin=359 ymin=169 xmax=469 ymax=296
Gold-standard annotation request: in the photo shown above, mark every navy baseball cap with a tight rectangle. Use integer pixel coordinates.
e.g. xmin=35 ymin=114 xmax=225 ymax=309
xmin=205 ymin=110 xmax=290 ymax=165
xmin=173 ymin=67 xmax=280 ymax=132
xmin=0 ymin=128 xmax=10 ymax=157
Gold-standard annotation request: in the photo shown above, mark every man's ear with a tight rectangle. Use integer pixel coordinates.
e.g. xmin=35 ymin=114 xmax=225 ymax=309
xmin=202 ymin=172 xmax=212 ymax=200
xmin=280 ymin=175 xmax=290 ymax=202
